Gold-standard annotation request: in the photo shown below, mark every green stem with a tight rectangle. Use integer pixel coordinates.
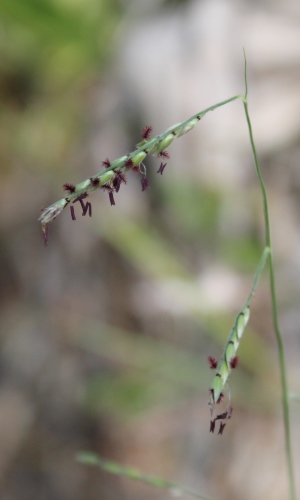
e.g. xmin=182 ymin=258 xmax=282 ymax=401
xmin=77 ymin=452 xmax=214 ymax=500
xmin=244 ymin=246 xmax=270 ymax=307
xmin=242 ymin=58 xmax=296 ymax=500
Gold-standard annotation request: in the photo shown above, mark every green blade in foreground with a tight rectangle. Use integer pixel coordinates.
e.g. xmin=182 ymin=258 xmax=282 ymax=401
xmin=76 ymin=452 xmax=214 ymax=500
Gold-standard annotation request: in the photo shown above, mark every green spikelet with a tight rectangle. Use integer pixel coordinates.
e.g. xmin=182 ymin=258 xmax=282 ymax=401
xmin=99 ymin=170 xmax=114 ymax=185
xmin=177 ymin=116 xmax=201 ymax=137
xmin=210 ymin=305 xmax=250 ymax=405
xmin=131 ymin=151 xmax=147 ymax=166
xmin=155 ymin=132 xmax=176 ymax=154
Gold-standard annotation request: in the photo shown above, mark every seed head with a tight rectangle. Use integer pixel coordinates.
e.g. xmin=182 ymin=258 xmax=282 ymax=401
xmin=210 ymin=305 xmax=250 ymax=406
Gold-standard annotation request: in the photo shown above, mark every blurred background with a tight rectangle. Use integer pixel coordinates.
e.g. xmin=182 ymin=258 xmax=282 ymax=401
xmin=1 ymin=0 xmax=300 ymax=499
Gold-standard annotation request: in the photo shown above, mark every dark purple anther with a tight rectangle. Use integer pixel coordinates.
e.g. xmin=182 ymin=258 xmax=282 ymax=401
xmin=141 ymin=176 xmax=149 ymax=191
xmin=218 ymin=422 xmax=226 ymax=435
xmin=109 ymin=191 xmax=115 ymax=206
xmin=70 ymin=206 xmax=76 ymax=220
xmin=157 ymin=162 xmax=167 ymax=175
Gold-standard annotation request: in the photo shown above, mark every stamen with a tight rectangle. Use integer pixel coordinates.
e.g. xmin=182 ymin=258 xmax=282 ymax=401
xmin=157 ymin=162 xmax=167 ymax=175
xmin=70 ymin=206 xmax=76 ymax=220
xmin=141 ymin=176 xmax=149 ymax=191
xmin=109 ymin=191 xmax=115 ymax=206
xmin=218 ymin=422 xmax=226 ymax=435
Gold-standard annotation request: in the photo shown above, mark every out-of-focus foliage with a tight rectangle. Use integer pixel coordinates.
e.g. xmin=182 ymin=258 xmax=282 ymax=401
xmin=0 ymin=0 xmax=123 ymax=174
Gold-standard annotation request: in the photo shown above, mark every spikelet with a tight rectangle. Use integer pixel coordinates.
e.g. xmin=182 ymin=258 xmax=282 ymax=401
xmin=177 ymin=116 xmax=201 ymax=137
xmin=155 ymin=132 xmax=176 ymax=154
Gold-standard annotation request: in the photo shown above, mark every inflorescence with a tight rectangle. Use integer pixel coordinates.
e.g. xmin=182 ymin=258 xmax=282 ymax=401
xmin=39 ymin=114 xmax=202 ymax=246
xmin=207 ymin=305 xmax=250 ymax=435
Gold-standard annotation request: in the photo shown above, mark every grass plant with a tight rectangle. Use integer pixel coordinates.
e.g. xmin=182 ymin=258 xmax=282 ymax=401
xmin=39 ymin=54 xmax=296 ymax=500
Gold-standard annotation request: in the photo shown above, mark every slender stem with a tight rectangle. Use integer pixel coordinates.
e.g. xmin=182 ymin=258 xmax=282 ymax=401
xmin=77 ymin=452 xmax=214 ymax=500
xmin=244 ymin=247 xmax=270 ymax=307
xmin=242 ymin=62 xmax=296 ymax=500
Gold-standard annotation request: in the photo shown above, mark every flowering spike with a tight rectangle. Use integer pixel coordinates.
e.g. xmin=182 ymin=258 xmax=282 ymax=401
xmin=141 ymin=125 xmax=152 ymax=140
xmin=210 ymin=305 xmax=250 ymax=406
xmin=208 ymin=356 xmax=218 ymax=370
xmin=210 ymin=420 xmax=215 ymax=433
xmin=39 ymin=105 xmax=208 ymax=242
